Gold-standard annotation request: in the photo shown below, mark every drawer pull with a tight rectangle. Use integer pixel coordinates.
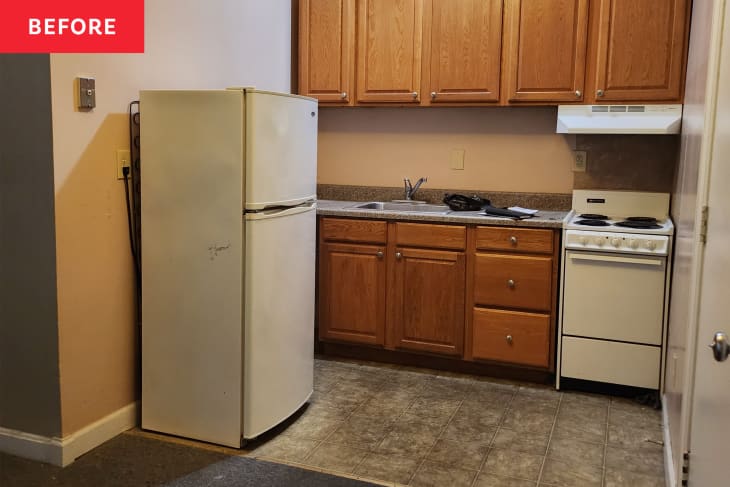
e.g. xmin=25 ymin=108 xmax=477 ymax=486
xmin=395 ymin=251 xmax=403 ymax=260
xmin=376 ymin=251 xmax=384 ymax=259
xmin=506 ymin=335 xmax=513 ymax=344
xmin=507 ymin=279 xmax=516 ymax=289
xmin=509 ymin=236 xmax=518 ymax=245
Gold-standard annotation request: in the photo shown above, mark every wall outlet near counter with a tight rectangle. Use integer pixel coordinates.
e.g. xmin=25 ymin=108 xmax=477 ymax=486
xmin=573 ymin=150 xmax=587 ymax=172
xmin=116 ymin=149 xmax=131 ymax=180
xmin=450 ymin=149 xmax=465 ymax=170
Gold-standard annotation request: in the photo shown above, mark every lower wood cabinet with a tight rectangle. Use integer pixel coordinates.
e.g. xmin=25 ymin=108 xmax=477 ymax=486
xmin=389 ymin=247 xmax=465 ymax=356
xmin=317 ymin=217 xmax=559 ymax=373
xmin=472 ymin=308 xmax=550 ymax=368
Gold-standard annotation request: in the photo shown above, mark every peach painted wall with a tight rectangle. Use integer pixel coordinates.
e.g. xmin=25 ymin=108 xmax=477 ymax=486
xmin=50 ymin=0 xmax=292 ymax=436
xmin=317 ymin=107 xmax=576 ymax=193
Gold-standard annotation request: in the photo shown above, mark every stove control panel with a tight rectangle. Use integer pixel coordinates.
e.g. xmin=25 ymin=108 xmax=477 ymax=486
xmin=564 ymin=230 xmax=670 ymax=255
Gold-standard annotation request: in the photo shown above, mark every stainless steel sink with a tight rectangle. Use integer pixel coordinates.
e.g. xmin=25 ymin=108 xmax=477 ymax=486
xmin=351 ymin=201 xmax=450 ymax=213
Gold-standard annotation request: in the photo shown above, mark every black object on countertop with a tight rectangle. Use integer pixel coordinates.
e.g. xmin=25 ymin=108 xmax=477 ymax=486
xmin=443 ymin=193 xmax=490 ymax=211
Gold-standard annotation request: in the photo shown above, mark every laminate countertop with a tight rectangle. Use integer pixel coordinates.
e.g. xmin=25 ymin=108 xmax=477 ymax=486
xmin=316 ymin=200 xmax=569 ymax=229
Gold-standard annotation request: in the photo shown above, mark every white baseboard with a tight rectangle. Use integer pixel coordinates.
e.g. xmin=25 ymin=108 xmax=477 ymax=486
xmin=0 ymin=401 xmax=138 ymax=467
xmin=663 ymin=395 xmax=677 ymax=487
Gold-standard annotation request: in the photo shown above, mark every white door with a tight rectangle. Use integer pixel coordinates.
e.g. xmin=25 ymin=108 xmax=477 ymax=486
xmin=243 ymin=90 xmax=318 ymax=209
xmin=242 ymin=204 xmax=315 ymax=438
xmin=687 ymin=1 xmax=730 ymax=483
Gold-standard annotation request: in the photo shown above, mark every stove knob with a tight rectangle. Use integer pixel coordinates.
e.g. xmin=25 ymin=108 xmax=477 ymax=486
xmin=611 ymin=238 xmax=620 ymax=247
xmin=579 ymin=236 xmax=588 ymax=245
xmin=594 ymin=237 xmax=604 ymax=247
xmin=646 ymin=240 xmax=656 ymax=251
xmin=630 ymin=240 xmax=639 ymax=249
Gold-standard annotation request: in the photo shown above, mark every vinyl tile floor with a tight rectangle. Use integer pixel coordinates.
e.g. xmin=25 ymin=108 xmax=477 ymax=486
xmin=2 ymin=357 xmax=666 ymax=487
xmin=242 ymin=357 xmax=666 ymax=487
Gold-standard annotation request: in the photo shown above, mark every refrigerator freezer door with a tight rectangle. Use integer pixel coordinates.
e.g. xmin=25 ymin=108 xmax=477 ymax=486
xmin=141 ymin=90 xmax=244 ymax=447
xmin=243 ymin=206 xmax=315 ymax=438
xmin=244 ymin=91 xmax=318 ymax=210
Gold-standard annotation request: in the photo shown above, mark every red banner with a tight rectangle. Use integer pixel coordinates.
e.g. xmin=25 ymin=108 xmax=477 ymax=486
xmin=0 ymin=0 xmax=144 ymax=53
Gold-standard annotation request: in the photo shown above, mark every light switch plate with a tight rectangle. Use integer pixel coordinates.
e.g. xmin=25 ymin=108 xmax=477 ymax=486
xmin=78 ymin=77 xmax=96 ymax=110
xmin=573 ymin=151 xmax=587 ymax=172
xmin=450 ymin=149 xmax=465 ymax=170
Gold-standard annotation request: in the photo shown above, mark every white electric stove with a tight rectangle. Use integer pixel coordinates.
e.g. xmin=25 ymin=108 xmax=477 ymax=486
xmin=556 ymin=190 xmax=674 ymax=392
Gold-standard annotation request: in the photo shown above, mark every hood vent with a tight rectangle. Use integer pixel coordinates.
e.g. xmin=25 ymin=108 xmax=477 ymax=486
xmin=557 ymin=104 xmax=682 ymax=134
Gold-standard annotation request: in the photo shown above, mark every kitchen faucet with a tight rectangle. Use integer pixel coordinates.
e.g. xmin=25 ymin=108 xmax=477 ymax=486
xmin=403 ymin=177 xmax=428 ymax=201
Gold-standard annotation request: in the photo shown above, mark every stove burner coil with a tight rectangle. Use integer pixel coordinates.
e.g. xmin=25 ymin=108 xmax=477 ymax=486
xmin=615 ymin=221 xmax=662 ymax=229
xmin=578 ymin=214 xmax=609 ymax=220
xmin=575 ymin=219 xmax=611 ymax=227
xmin=626 ymin=216 xmax=659 ymax=223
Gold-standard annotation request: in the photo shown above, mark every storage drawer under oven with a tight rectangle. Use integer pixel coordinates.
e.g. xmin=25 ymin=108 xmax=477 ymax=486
xmin=562 ymin=250 xmax=666 ymax=345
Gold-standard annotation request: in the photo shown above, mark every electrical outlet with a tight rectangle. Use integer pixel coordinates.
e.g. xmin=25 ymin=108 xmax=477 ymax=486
xmin=450 ymin=149 xmax=465 ymax=170
xmin=116 ymin=149 xmax=131 ymax=179
xmin=573 ymin=150 xmax=587 ymax=172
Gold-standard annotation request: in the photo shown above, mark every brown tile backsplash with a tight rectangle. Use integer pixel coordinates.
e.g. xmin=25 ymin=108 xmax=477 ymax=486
xmin=573 ymin=134 xmax=680 ymax=192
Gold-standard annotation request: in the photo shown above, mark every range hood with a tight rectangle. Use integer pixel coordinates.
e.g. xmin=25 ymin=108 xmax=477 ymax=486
xmin=556 ymin=104 xmax=682 ymax=134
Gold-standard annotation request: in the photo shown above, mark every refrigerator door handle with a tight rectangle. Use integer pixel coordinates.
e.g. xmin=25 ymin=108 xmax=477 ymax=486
xmin=245 ymin=203 xmax=315 ymax=220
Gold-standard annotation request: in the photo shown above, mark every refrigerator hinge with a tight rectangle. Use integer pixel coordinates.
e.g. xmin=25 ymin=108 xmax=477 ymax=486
xmin=681 ymin=451 xmax=690 ymax=486
xmin=699 ymin=205 xmax=709 ymax=244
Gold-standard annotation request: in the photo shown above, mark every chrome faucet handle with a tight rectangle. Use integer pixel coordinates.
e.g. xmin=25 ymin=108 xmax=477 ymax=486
xmin=404 ymin=178 xmax=413 ymax=200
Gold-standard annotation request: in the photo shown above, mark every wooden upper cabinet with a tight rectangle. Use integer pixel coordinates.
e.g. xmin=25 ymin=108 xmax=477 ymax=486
xmin=502 ymin=0 xmax=589 ymax=103
xmin=423 ymin=0 xmax=504 ymax=104
xmin=356 ymin=0 xmax=424 ymax=103
xmin=299 ymin=0 xmax=355 ymax=104
xmin=588 ymin=0 xmax=689 ymax=102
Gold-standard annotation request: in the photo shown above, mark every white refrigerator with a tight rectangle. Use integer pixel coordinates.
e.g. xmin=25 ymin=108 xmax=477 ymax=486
xmin=140 ymin=89 xmax=317 ymax=447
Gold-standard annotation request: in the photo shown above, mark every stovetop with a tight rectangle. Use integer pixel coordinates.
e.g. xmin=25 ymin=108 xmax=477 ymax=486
xmin=565 ymin=211 xmax=674 ymax=235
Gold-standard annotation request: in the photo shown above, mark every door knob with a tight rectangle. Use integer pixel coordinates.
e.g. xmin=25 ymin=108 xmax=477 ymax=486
xmin=430 ymin=92 xmax=437 ymax=99
xmin=709 ymin=332 xmax=730 ymax=362
xmin=510 ymin=236 xmax=518 ymax=245
xmin=596 ymin=89 xmax=605 ymax=97
xmin=506 ymin=335 xmax=513 ymax=344
xmin=376 ymin=251 xmax=384 ymax=259
xmin=507 ymin=279 xmax=516 ymax=289
xmin=341 ymin=92 xmax=347 ymax=99
xmin=412 ymin=91 xmax=418 ymax=98
xmin=575 ymin=90 xmax=582 ymax=98
xmin=395 ymin=252 xmax=403 ymax=260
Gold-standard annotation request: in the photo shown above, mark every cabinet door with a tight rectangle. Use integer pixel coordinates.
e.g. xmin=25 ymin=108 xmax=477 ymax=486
xmin=502 ymin=0 xmax=589 ymax=103
xmin=589 ymin=0 xmax=688 ymax=102
xmin=299 ymin=0 xmax=355 ymax=104
xmin=356 ymin=0 xmax=424 ymax=103
xmin=319 ymin=242 xmax=386 ymax=345
xmin=423 ymin=0 xmax=503 ymax=104
xmin=390 ymin=247 xmax=465 ymax=355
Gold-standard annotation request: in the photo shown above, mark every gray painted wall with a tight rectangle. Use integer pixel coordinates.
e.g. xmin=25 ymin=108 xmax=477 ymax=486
xmin=0 ymin=54 xmax=62 ymax=437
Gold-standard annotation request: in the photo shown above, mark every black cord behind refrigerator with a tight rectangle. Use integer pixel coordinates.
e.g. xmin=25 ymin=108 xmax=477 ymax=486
xmin=126 ymin=100 xmax=142 ymax=316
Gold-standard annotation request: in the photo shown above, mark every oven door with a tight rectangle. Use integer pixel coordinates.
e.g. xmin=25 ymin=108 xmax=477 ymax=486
xmin=562 ymin=250 xmax=666 ymax=345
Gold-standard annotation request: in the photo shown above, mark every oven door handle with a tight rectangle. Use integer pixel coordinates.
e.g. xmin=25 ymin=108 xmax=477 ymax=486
xmin=569 ymin=253 xmax=664 ymax=266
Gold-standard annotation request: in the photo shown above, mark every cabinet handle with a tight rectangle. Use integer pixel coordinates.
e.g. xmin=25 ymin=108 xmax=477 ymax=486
xmin=376 ymin=251 xmax=384 ymax=259
xmin=509 ymin=236 xmax=518 ymax=245
xmin=575 ymin=90 xmax=582 ymax=98
xmin=596 ymin=89 xmax=605 ymax=97
xmin=506 ymin=335 xmax=513 ymax=344
xmin=430 ymin=91 xmax=437 ymax=99
xmin=395 ymin=251 xmax=403 ymax=260
xmin=341 ymin=92 xmax=347 ymax=99
xmin=507 ymin=279 xmax=515 ymax=288
xmin=412 ymin=91 xmax=418 ymax=98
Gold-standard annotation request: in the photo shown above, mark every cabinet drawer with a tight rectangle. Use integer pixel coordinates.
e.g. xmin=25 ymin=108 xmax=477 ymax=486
xmin=395 ymin=223 xmax=466 ymax=250
xmin=321 ymin=218 xmax=387 ymax=244
xmin=474 ymin=253 xmax=553 ymax=311
xmin=472 ymin=308 xmax=550 ymax=368
xmin=475 ymin=227 xmax=553 ymax=254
